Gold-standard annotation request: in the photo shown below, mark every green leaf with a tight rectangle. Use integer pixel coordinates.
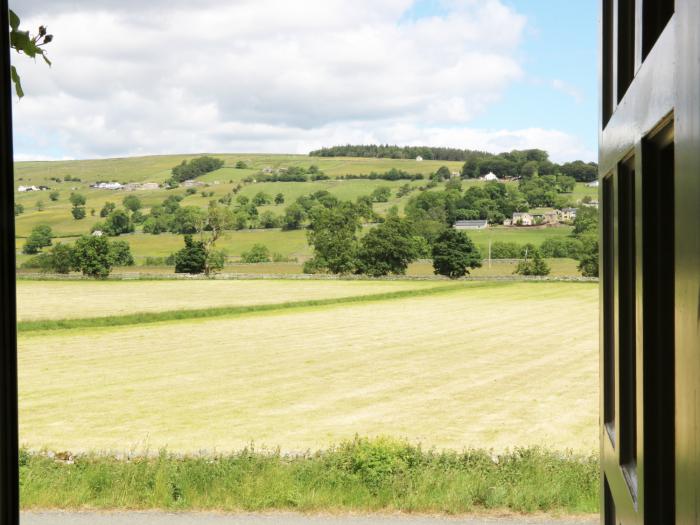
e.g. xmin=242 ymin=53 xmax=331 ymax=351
xmin=10 ymin=65 xmax=24 ymax=98
xmin=42 ymin=53 xmax=52 ymax=67
xmin=9 ymin=9 xmax=20 ymax=31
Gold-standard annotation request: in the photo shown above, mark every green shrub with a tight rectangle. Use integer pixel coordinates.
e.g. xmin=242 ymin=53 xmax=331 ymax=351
xmin=241 ymin=244 xmax=271 ymax=263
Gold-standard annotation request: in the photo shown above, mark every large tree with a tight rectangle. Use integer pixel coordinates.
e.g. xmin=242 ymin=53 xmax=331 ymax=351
xmin=356 ymin=217 xmax=420 ymax=277
xmin=305 ymin=203 xmax=360 ymax=274
xmin=431 ymin=228 xmax=482 ymax=279
xmin=22 ymin=224 xmax=53 ymax=255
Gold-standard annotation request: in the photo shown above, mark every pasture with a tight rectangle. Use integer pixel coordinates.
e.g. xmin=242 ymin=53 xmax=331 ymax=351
xmin=18 ymin=280 xmax=598 ymax=454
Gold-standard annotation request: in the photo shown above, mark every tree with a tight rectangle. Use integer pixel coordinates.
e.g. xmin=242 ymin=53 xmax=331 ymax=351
xmin=108 ymin=240 xmax=135 ymax=267
xmin=241 ymin=244 xmax=271 ymax=263
xmin=22 ymin=224 xmax=53 ymax=254
xmin=577 ymin=235 xmax=599 ymax=277
xmin=69 ymin=192 xmax=86 ymax=207
xmin=104 ymin=209 xmax=133 ymax=236
xmin=306 ymin=203 xmax=361 ymax=274
xmin=171 ymin=206 xmax=205 ymax=234
xmin=258 ymin=211 xmax=280 ymax=229
xmin=356 ymin=217 xmax=420 ymax=276
xmin=235 ymin=160 xmax=248 ymax=169
xmin=274 ymin=193 xmax=285 ymax=205
xmin=9 ymin=9 xmax=53 ymax=99
xmin=71 ymin=206 xmax=86 ymax=220
xmin=49 ymin=191 xmax=59 ymax=201
xmin=72 ymin=235 xmax=113 ymax=279
xmin=122 ymin=195 xmax=142 ymax=212
xmin=252 ymin=191 xmax=272 ymax=206
xmin=14 ymin=203 xmax=24 ymax=216
xmin=370 ymin=186 xmax=391 ymax=203
xmin=174 ymin=235 xmax=207 ymax=274
xmin=572 ymin=206 xmax=598 ymax=235
xmin=431 ymin=228 xmax=482 ymax=278
xmin=282 ymin=203 xmax=306 ymax=230
xmin=205 ymin=249 xmax=226 ymax=275
xmin=35 ymin=199 xmax=44 ymax=211
xmin=514 ymin=250 xmax=551 ymax=276
xmin=435 ymin=166 xmax=452 ymax=180
xmin=46 ymin=243 xmax=74 ymax=274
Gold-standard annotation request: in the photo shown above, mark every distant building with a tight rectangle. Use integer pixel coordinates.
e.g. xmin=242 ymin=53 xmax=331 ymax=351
xmin=91 ymin=230 xmax=103 ymax=237
xmin=92 ymin=182 xmax=123 ymax=190
xmin=512 ymin=212 xmax=534 ymax=226
xmin=560 ymin=207 xmax=578 ymax=221
xmin=415 ymin=156 xmax=423 ymax=162
xmin=453 ymin=219 xmax=488 ymax=230
xmin=586 ymin=180 xmax=600 ymax=187
xmin=543 ymin=210 xmax=561 ymax=225
xmin=262 ymin=167 xmax=273 ymax=174
xmin=17 ymin=185 xmax=39 ymax=192
xmin=124 ymin=182 xmax=160 ymax=191
xmin=582 ymin=200 xmax=599 ymax=209
xmin=482 ymin=172 xmax=499 ymax=181
xmin=182 ymin=180 xmax=205 ymax=188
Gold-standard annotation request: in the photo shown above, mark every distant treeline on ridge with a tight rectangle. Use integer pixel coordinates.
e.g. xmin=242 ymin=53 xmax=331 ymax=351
xmin=309 ymin=145 xmax=598 ymax=182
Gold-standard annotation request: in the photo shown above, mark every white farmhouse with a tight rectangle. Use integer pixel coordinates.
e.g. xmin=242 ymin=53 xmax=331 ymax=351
xmin=415 ymin=156 xmax=423 ymax=162
xmin=17 ymin=185 xmax=39 ymax=193
xmin=483 ymin=172 xmax=499 ymax=181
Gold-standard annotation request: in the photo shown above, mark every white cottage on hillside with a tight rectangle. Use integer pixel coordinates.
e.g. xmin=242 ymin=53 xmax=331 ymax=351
xmin=483 ymin=172 xmax=499 ymax=181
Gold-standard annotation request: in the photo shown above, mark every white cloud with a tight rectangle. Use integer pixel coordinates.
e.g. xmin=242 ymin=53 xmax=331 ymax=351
xmin=10 ymin=0 xmax=592 ymax=162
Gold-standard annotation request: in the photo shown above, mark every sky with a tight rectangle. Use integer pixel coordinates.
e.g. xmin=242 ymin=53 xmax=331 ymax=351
xmin=11 ymin=0 xmax=598 ymax=163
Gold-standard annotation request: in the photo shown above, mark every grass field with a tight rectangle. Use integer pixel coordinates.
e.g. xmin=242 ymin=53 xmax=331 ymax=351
xmin=16 ymin=279 xmax=454 ymax=322
xmin=18 ymin=280 xmax=598 ymax=455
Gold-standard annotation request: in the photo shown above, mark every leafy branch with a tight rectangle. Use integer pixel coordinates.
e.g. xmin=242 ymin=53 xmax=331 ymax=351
xmin=9 ymin=9 xmax=53 ymax=98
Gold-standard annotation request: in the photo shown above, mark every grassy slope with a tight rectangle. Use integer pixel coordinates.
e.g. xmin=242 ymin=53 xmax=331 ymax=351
xmin=14 ymin=154 xmax=463 ymax=237
xmin=18 ymin=281 xmax=598 ymax=454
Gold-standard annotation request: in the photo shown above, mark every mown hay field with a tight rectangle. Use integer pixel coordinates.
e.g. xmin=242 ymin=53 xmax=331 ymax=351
xmin=16 ymin=279 xmax=452 ymax=322
xmin=18 ymin=280 xmax=598 ymax=454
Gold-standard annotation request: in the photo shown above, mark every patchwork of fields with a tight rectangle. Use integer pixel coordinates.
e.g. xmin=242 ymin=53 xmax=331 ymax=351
xmin=18 ymin=279 xmax=598 ymax=454
xmin=14 ymin=154 xmax=597 ymax=274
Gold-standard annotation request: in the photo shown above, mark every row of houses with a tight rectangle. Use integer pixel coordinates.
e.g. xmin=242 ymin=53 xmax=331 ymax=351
xmin=504 ymin=208 xmax=578 ymax=226
xmin=90 ymin=182 xmax=160 ymax=191
xmin=17 ymin=185 xmax=50 ymax=192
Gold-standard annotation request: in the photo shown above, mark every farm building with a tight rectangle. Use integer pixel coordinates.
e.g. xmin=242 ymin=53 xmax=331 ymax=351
xmin=415 ymin=156 xmax=423 ymax=162
xmin=560 ymin=207 xmax=577 ymax=221
xmin=123 ymin=182 xmax=160 ymax=191
xmin=92 ymin=182 xmax=123 ymax=190
xmin=482 ymin=172 xmax=499 ymax=181
xmin=17 ymin=185 xmax=39 ymax=193
xmin=542 ymin=210 xmax=561 ymax=225
xmin=586 ymin=180 xmax=599 ymax=187
xmin=453 ymin=220 xmax=488 ymax=230
xmin=511 ymin=212 xmax=534 ymax=226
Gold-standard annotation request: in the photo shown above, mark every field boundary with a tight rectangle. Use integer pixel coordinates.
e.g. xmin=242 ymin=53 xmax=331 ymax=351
xmin=17 ymin=282 xmax=490 ymax=333
xmin=16 ymin=272 xmax=599 ymax=283
xmin=19 ymin=440 xmax=599 ymax=514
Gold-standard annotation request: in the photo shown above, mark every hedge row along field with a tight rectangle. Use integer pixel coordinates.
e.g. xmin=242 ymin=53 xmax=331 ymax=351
xmin=20 ymin=440 xmax=599 ymax=514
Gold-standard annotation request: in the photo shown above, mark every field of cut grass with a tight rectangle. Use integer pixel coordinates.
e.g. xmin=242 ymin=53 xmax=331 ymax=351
xmin=16 ymin=279 xmax=454 ymax=322
xmin=18 ymin=280 xmax=598 ymax=454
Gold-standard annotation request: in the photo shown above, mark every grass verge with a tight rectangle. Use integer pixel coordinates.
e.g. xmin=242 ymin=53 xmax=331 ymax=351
xmin=17 ymin=282 xmax=486 ymax=333
xmin=20 ymin=438 xmax=599 ymax=514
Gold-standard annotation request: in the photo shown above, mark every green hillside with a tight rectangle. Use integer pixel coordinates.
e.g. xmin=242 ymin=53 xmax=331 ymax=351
xmin=14 ymin=154 xmax=597 ymax=270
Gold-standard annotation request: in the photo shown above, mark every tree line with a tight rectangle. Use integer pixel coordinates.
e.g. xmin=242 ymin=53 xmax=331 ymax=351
xmin=310 ymin=145 xmax=598 ymax=182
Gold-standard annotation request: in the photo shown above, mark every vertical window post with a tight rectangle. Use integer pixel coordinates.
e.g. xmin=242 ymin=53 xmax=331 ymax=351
xmin=0 ymin=0 xmax=20 ymax=523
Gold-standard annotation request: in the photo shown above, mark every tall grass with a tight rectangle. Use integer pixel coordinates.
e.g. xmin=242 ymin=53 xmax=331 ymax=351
xmin=20 ymin=438 xmax=599 ymax=514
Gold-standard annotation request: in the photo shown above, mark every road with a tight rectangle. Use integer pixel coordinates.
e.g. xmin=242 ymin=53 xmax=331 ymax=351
xmin=21 ymin=512 xmax=598 ymax=525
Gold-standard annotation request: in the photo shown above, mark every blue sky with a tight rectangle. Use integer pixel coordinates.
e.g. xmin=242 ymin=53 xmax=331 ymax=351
xmin=475 ymin=1 xmax=598 ymax=157
xmin=13 ymin=0 xmax=599 ymax=162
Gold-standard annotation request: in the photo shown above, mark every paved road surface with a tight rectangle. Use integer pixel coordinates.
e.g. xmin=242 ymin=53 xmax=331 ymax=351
xmin=21 ymin=512 xmax=597 ymax=525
